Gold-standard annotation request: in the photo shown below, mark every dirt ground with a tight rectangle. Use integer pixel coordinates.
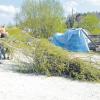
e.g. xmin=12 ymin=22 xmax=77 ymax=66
xmin=70 ymin=52 xmax=100 ymax=68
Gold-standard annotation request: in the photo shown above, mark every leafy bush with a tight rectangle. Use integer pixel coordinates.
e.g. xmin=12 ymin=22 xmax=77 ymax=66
xmin=69 ymin=59 xmax=100 ymax=81
xmin=17 ymin=39 xmax=100 ymax=82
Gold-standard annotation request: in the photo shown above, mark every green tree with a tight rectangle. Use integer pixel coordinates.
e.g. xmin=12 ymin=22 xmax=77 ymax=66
xmin=16 ymin=0 xmax=65 ymax=38
xmin=79 ymin=14 xmax=100 ymax=34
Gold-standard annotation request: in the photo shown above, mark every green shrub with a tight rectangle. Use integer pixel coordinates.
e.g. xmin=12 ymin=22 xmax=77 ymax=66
xmin=69 ymin=59 xmax=100 ymax=81
xmin=18 ymin=39 xmax=100 ymax=82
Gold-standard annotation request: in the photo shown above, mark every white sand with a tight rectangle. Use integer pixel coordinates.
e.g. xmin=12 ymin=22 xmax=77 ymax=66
xmin=0 ymin=60 xmax=100 ymax=100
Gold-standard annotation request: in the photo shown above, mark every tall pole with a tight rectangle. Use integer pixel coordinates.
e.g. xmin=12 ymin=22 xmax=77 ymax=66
xmin=72 ymin=8 xmax=74 ymax=28
xmin=72 ymin=8 xmax=74 ymax=18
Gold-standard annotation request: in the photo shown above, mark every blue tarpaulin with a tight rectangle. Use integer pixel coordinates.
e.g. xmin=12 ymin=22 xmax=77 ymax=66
xmin=51 ymin=28 xmax=90 ymax=52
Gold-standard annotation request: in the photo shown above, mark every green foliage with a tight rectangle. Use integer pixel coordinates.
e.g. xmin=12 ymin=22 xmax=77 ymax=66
xmin=17 ymin=39 xmax=100 ymax=82
xmin=7 ymin=27 xmax=32 ymax=42
xmin=16 ymin=0 xmax=66 ymax=38
xmin=69 ymin=59 xmax=100 ymax=81
xmin=0 ymin=27 xmax=34 ymax=58
xmin=33 ymin=39 xmax=69 ymax=76
xmin=79 ymin=14 xmax=100 ymax=34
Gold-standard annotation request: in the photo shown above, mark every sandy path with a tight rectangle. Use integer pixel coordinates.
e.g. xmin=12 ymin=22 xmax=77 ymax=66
xmin=0 ymin=60 xmax=100 ymax=100
xmin=70 ymin=53 xmax=100 ymax=69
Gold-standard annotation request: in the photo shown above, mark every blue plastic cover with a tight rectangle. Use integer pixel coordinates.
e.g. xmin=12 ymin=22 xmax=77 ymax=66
xmin=51 ymin=28 xmax=90 ymax=52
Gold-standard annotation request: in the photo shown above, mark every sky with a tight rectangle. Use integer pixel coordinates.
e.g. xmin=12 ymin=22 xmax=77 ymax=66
xmin=0 ymin=0 xmax=23 ymax=25
xmin=0 ymin=0 xmax=100 ymax=25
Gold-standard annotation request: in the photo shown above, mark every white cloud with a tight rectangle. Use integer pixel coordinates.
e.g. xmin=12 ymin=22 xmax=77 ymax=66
xmin=68 ymin=0 xmax=100 ymax=6
xmin=88 ymin=0 xmax=100 ymax=6
xmin=62 ymin=1 xmax=78 ymax=16
xmin=0 ymin=5 xmax=20 ymax=25
xmin=0 ymin=5 xmax=20 ymax=17
xmin=61 ymin=0 xmax=100 ymax=16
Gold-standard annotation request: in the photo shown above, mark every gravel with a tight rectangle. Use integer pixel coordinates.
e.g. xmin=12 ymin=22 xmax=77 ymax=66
xmin=0 ymin=60 xmax=100 ymax=100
